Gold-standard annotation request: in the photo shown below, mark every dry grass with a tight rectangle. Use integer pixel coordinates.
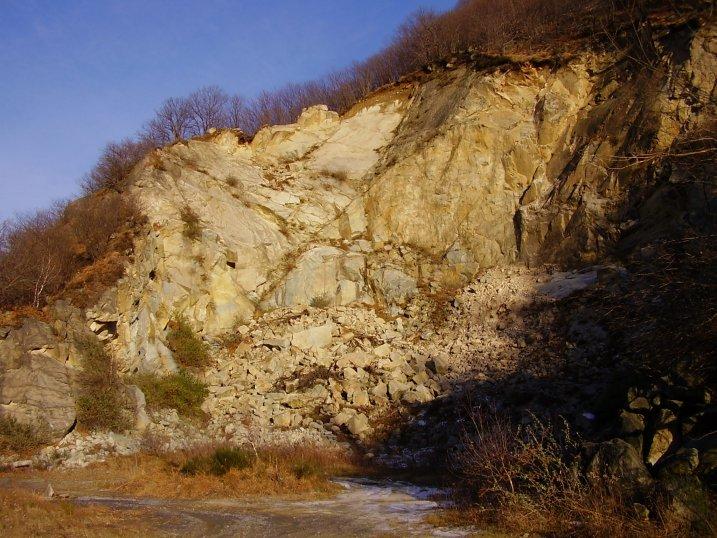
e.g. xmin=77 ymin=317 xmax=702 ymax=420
xmin=309 ymin=292 xmax=333 ymax=308
xmin=0 ymin=306 xmax=50 ymax=328
xmin=0 ymin=486 xmax=158 ymax=538
xmin=449 ymin=406 xmax=689 ymax=537
xmin=179 ymin=205 xmax=201 ymax=241
xmin=19 ymin=444 xmax=365 ymax=500
xmin=427 ymin=267 xmax=465 ymax=327
xmin=320 ymin=169 xmax=349 ymax=182
xmin=0 ymin=416 xmax=50 ymax=455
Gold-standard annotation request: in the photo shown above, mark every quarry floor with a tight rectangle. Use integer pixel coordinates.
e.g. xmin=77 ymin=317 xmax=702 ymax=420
xmin=2 ymin=473 xmax=482 ymax=537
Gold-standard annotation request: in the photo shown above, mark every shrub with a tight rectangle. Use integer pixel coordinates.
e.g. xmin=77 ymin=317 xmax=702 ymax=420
xmin=0 ymin=416 xmax=50 ymax=454
xmin=75 ymin=336 xmax=133 ymax=432
xmin=180 ymin=446 xmax=255 ymax=476
xmin=81 ymin=137 xmax=156 ymax=193
xmin=321 ymin=169 xmax=349 ymax=182
xmin=309 ymin=292 xmax=333 ymax=308
xmin=131 ymin=370 xmax=208 ymax=419
xmin=166 ymin=316 xmax=210 ymax=368
xmin=291 ymin=460 xmax=321 ymax=479
xmin=0 ymin=192 xmax=139 ymax=309
xmin=452 ymin=406 xmax=681 ymax=536
xmin=179 ymin=205 xmax=202 ymax=241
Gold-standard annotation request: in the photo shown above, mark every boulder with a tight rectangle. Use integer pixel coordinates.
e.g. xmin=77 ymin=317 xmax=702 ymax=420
xmin=0 ymin=319 xmax=57 ymax=370
xmin=347 ymin=413 xmax=370 ymax=436
xmin=388 ymin=380 xmax=410 ymax=401
xmin=126 ymin=385 xmax=151 ymax=432
xmin=0 ymin=354 xmax=76 ymax=440
xmin=291 ymin=323 xmax=334 ymax=350
xmin=427 ymin=353 xmax=450 ymax=375
xmin=371 ymin=266 xmax=417 ymax=305
xmin=586 ymin=438 xmax=653 ymax=489
xmin=273 ymin=413 xmax=293 ymax=428
xmin=646 ymin=428 xmax=674 ymax=466
xmin=658 ymin=448 xmax=700 ymax=479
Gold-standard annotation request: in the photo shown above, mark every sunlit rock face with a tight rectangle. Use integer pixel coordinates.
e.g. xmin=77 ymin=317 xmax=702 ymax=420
xmin=83 ymin=22 xmax=715 ymax=374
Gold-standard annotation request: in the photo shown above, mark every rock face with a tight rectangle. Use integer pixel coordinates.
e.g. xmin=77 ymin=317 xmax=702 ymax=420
xmin=75 ymin=20 xmax=715 ymax=375
xmin=0 ymin=354 xmax=76 ymax=439
xmin=0 ymin=319 xmax=77 ymax=440
xmin=2 ymin=16 xmax=714 ymax=484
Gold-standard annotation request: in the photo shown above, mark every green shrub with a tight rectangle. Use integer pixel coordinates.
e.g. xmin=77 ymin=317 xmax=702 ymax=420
xmin=131 ymin=370 xmax=208 ymax=419
xmin=291 ymin=460 xmax=321 ymax=479
xmin=0 ymin=416 xmax=50 ymax=454
xmin=309 ymin=293 xmax=333 ymax=308
xmin=180 ymin=446 xmax=255 ymax=476
xmin=166 ymin=316 xmax=210 ymax=368
xmin=75 ymin=336 xmax=132 ymax=432
xmin=180 ymin=205 xmax=201 ymax=240
xmin=210 ymin=447 xmax=255 ymax=475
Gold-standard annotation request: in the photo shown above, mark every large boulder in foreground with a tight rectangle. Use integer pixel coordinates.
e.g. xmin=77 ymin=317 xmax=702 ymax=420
xmin=0 ymin=353 xmax=76 ymax=440
xmin=0 ymin=319 xmax=77 ymax=440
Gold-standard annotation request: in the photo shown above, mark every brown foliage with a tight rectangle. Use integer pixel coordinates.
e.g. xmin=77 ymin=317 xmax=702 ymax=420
xmin=0 ymin=486 xmax=155 ymax=537
xmin=0 ymin=192 xmax=139 ymax=309
xmin=81 ymin=137 xmax=156 ymax=193
xmin=21 ymin=445 xmax=365 ymax=500
xmin=179 ymin=205 xmax=202 ymax=241
xmin=451 ymin=406 xmax=686 ymax=536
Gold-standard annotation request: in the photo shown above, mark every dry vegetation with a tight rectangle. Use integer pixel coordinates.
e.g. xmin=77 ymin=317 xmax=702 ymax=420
xmin=0 ymin=487 xmax=158 ymax=538
xmin=0 ymin=417 xmax=49 ymax=456
xmin=446 ymin=407 xmax=690 ymax=537
xmin=179 ymin=205 xmax=202 ymax=241
xmin=75 ymin=336 xmax=133 ymax=433
xmin=0 ymin=192 xmax=139 ymax=310
xmin=13 ymin=444 xmax=365 ymax=500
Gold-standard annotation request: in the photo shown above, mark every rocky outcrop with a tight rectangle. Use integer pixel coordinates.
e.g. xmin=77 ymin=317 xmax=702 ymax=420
xmin=1 ymin=15 xmax=713 ymax=502
xmin=0 ymin=319 xmax=77 ymax=440
xmin=71 ymin=19 xmax=715 ymax=376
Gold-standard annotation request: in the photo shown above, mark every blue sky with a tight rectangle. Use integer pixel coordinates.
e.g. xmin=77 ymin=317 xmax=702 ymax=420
xmin=0 ymin=0 xmax=455 ymax=221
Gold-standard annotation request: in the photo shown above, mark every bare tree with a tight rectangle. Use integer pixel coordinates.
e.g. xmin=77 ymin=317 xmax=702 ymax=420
xmin=187 ymin=85 xmax=230 ymax=134
xmin=81 ymin=137 xmax=156 ymax=193
xmin=226 ymin=94 xmax=249 ymax=130
xmin=145 ymin=96 xmax=193 ymax=143
xmin=0 ymin=194 xmax=138 ymax=309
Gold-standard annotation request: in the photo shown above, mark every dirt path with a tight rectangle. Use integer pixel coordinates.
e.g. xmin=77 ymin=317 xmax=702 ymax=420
xmin=5 ymin=476 xmax=481 ymax=537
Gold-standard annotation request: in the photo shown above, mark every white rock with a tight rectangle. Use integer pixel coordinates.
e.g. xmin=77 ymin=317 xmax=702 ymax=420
xmin=291 ymin=323 xmax=335 ymax=350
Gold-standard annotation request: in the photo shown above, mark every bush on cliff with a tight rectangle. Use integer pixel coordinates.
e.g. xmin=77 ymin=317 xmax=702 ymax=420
xmin=131 ymin=370 xmax=208 ymax=419
xmin=166 ymin=315 xmax=211 ymax=368
xmin=75 ymin=336 xmax=133 ymax=432
xmin=0 ymin=191 xmax=140 ymax=311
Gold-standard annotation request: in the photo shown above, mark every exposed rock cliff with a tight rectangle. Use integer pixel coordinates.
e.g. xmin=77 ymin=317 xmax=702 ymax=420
xmin=79 ymin=19 xmax=716 ymax=377
xmin=1 ymin=13 xmax=714 ymax=502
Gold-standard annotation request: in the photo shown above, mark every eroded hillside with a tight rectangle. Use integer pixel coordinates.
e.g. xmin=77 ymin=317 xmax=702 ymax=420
xmin=1 ymin=7 xmax=715 ymax=534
